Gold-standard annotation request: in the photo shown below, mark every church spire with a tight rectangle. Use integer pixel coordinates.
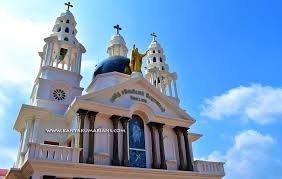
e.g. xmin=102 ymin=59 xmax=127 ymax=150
xmin=107 ymin=24 xmax=128 ymax=57
xmin=31 ymin=2 xmax=86 ymax=114
xmin=145 ymin=33 xmax=179 ymax=101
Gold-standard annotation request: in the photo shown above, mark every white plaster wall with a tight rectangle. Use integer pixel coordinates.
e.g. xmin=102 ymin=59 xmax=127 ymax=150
xmin=40 ymin=66 xmax=81 ymax=87
xmin=144 ymin=124 xmax=151 ymax=168
xmin=94 ymin=114 xmax=112 ymax=165
xmin=163 ymin=126 xmax=178 ymax=170
xmin=35 ymin=77 xmax=82 ymax=115
xmin=36 ymin=101 xmax=68 ymax=115
xmin=38 ymin=118 xmax=68 ymax=145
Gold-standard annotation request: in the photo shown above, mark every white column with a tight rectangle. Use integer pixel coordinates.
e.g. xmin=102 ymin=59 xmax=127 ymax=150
xmin=169 ymin=80 xmax=173 ymax=97
xmin=173 ymin=80 xmax=178 ymax=98
xmin=67 ymin=48 xmax=72 ymax=71
xmin=154 ymin=73 xmax=157 ymax=88
xmin=40 ymin=57 xmax=44 ymax=67
xmin=112 ymin=46 xmax=114 ymax=56
xmin=154 ymin=73 xmax=158 ymax=88
xmin=150 ymin=73 xmax=154 ymax=85
xmin=48 ymin=43 xmax=54 ymax=66
xmin=163 ymin=86 xmax=167 ymax=95
xmin=16 ymin=131 xmax=24 ymax=167
xmin=78 ymin=52 xmax=82 ymax=74
xmin=21 ymin=119 xmax=33 ymax=153
xmin=31 ymin=116 xmax=40 ymax=143
xmin=75 ymin=48 xmax=81 ymax=73
xmin=44 ymin=42 xmax=54 ymax=66
xmin=56 ymin=46 xmax=60 ymax=68
xmin=44 ymin=43 xmax=49 ymax=66
xmin=118 ymin=44 xmax=120 ymax=56
xmin=160 ymin=76 xmax=163 ymax=93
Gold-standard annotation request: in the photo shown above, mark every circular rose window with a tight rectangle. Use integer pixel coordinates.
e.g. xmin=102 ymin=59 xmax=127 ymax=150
xmin=53 ymin=89 xmax=66 ymax=101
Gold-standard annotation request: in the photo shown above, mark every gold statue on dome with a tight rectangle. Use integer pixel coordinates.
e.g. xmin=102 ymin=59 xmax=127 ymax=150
xmin=130 ymin=45 xmax=149 ymax=72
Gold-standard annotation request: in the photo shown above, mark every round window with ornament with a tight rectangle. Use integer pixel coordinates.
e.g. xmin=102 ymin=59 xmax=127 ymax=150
xmin=52 ymin=89 xmax=66 ymax=101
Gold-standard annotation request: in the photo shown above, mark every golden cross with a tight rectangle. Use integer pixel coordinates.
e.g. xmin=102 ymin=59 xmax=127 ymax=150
xmin=65 ymin=2 xmax=73 ymax=11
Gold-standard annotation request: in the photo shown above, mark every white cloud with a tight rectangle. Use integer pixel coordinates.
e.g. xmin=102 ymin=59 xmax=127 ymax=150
xmin=201 ymin=84 xmax=282 ymax=124
xmin=206 ymin=130 xmax=276 ymax=179
xmin=0 ymin=146 xmax=18 ymax=168
xmin=0 ymin=10 xmax=52 ymax=168
xmin=0 ymin=10 xmax=51 ymax=93
xmin=0 ymin=91 xmax=10 ymax=118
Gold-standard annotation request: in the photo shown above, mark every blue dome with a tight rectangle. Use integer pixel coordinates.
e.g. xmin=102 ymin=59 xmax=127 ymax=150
xmin=93 ymin=56 xmax=131 ymax=79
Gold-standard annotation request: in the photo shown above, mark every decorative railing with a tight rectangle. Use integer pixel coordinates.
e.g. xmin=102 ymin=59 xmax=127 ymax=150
xmin=194 ymin=160 xmax=225 ymax=175
xmin=27 ymin=143 xmax=81 ymax=163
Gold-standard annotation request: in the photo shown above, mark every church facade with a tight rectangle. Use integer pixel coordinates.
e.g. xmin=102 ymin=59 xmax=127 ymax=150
xmin=6 ymin=3 xmax=225 ymax=179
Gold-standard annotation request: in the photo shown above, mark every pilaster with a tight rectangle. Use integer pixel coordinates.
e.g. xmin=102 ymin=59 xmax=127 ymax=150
xmin=110 ymin=115 xmax=121 ymax=166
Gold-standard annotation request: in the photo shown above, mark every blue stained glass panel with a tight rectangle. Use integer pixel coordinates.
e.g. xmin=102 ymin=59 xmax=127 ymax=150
xmin=129 ymin=116 xmax=145 ymax=149
xmin=129 ymin=149 xmax=146 ymax=168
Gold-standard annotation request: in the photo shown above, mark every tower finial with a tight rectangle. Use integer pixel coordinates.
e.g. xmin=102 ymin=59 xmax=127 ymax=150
xmin=65 ymin=1 xmax=73 ymax=11
xmin=150 ymin=32 xmax=157 ymax=41
xmin=114 ymin=24 xmax=122 ymax=35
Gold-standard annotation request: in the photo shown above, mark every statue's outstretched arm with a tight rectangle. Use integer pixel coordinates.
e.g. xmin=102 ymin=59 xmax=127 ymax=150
xmin=142 ymin=50 xmax=149 ymax=57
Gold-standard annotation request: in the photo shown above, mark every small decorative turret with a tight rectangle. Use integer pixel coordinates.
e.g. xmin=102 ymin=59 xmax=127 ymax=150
xmin=145 ymin=33 xmax=179 ymax=99
xmin=39 ymin=1 xmax=86 ymax=73
xmin=107 ymin=24 xmax=128 ymax=57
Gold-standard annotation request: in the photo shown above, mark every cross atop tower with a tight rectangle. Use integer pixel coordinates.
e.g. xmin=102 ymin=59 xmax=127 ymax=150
xmin=65 ymin=2 xmax=73 ymax=11
xmin=150 ymin=32 xmax=157 ymax=41
xmin=114 ymin=24 xmax=122 ymax=35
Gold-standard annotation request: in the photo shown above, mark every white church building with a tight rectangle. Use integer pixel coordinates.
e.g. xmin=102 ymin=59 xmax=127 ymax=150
xmin=5 ymin=2 xmax=225 ymax=179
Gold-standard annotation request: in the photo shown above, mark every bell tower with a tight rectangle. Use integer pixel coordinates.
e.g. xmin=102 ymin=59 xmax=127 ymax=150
xmin=144 ymin=33 xmax=179 ymax=102
xmin=30 ymin=2 xmax=86 ymax=115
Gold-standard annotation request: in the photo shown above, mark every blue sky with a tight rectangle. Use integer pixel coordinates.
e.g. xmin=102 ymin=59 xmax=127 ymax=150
xmin=0 ymin=0 xmax=282 ymax=178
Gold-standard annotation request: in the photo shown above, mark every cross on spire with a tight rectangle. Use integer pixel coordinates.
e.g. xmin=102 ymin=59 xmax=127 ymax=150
xmin=114 ymin=24 xmax=122 ymax=35
xmin=65 ymin=2 xmax=73 ymax=11
xmin=150 ymin=32 xmax=157 ymax=41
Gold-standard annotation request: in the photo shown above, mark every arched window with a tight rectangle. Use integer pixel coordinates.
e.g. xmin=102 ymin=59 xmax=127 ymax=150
xmin=153 ymin=57 xmax=156 ymax=62
xmin=65 ymin=27 xmax=69 ymax=33
xmin=66 ymin=20 xmax=70 ymax=23
xmin=158 ymin=50 xmax=161 ymax=53
xmin=129 ymin=115 xmax=146 ymax=168
xmin=162 ymin=66 xmax=165 ymax=70
xmin=153 ymin=50 xmax=155 ymax=53
xmin=160 ymin=57 xmax=163 ymax=62
xmin=64 ymin=37 xmax=69 ymax=41
xmin=57 ymin=27 xmax=61 ymax=32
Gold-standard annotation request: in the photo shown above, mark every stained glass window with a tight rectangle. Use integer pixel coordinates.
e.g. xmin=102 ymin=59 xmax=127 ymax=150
xmin=128 ymin=115 xmax=146 ymax=168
